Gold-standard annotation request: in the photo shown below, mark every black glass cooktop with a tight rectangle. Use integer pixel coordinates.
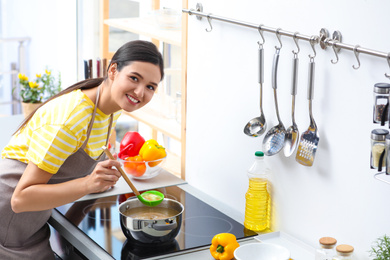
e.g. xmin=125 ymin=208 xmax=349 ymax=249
xmin=53 ymin=185 xmax=257 ymax=260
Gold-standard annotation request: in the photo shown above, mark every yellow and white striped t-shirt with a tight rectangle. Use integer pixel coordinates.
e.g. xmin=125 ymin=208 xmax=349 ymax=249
xmin=1 ymin=89 xmax=122 ymax=174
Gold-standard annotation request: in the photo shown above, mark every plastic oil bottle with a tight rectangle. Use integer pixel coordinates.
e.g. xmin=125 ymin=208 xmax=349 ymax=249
xmin=244 ymin=151 xmax=271 ymax=232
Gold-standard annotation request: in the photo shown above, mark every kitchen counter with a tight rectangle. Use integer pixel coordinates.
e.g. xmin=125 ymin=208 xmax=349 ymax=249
xmin=49 ymin=171 xmax=315 ymax=259
xmin=159 ymin=184 xmax=315 ymax=260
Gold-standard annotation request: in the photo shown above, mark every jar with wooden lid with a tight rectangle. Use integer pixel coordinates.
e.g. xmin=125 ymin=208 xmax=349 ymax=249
xmin=332 ymin=244 xmax=354 ymax=260
xmin=315 ymin=237 xmax=337 ymax=260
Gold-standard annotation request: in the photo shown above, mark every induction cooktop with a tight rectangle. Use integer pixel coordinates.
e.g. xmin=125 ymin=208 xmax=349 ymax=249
xmin=52 ymin=185 xmax=257 ymax=260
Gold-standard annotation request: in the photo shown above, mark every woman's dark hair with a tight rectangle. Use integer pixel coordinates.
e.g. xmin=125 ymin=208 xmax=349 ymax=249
xmin=110 ymin=40 xmax=164 ymax=79
xmin=15 ymin=40 xmax=164 ymax=134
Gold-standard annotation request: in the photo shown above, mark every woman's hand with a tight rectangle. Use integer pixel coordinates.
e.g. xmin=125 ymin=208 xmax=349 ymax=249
xmin=84 ymin=159 xmax=122 ymax=194
xmin=11 ymin=159 xmax=122 ymax=213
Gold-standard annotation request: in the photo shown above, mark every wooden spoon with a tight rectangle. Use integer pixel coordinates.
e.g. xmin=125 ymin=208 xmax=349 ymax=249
xmin=102 ymin=146 xmax=164 ymax=207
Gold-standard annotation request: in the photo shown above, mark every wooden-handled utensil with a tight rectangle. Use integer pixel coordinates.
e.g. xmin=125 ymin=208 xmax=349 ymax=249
xmin=102 ymin=146 xmax=164 ymax=206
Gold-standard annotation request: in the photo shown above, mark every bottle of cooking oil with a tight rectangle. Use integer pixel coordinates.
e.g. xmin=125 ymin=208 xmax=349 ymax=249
xmin=244 ymin=151 xmax=271 ymax=232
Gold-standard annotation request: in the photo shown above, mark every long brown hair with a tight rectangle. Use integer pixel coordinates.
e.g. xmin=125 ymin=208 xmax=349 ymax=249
xmin=14 ymin=40 xmax=164 ymax=134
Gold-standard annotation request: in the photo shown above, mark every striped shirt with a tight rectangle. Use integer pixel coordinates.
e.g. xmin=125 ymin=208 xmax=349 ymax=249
xmin=1 ymin=89 xmax=122 ymax=174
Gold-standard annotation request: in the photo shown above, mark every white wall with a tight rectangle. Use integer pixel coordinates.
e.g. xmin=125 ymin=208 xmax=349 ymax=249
xmin=185 ymin=0 xmax=390 ymax=259
xmin=1 ymin=0 xmax=77 ymax=89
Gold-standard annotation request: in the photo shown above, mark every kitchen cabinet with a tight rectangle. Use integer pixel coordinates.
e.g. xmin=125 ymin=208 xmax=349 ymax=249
xmin=100 ymin=0 xmax=187 ymax=179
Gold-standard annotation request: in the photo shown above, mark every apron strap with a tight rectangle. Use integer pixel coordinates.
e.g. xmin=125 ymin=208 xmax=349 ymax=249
xmin=81 ymin=85 xmax=114 ymax=151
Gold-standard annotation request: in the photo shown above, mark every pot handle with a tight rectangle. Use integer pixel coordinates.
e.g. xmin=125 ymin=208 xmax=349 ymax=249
xmin=152 ymin=221 xmax=177 ymax=231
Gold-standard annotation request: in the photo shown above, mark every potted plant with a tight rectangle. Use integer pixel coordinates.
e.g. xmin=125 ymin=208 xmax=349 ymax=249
xmin=369 ymin=234 xmax=390 ymax=260
xmin=17 ymin=69 xmax=61 ymax=117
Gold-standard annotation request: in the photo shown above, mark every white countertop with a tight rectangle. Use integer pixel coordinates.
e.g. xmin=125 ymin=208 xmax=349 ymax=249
xmin=77 ymin=169 xmax=186 ymax=202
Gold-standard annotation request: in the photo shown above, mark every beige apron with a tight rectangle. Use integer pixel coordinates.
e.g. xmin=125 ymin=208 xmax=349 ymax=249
xmin=0 ymin=86 xmax=113 ymax=259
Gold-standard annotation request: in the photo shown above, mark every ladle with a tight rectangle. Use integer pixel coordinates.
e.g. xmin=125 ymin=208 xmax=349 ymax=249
xmin=284 ymin=36 xmax=300 ymax=157
xmin=262 ymin=46 xmax=286 ymax=156
xmin=243 ymin=43 xmax=267 ymax=137
xmin=102 ymin=146 xmax=164 ymax=207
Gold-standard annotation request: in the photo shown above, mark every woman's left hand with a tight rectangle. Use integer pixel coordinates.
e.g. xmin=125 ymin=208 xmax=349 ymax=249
xmin=11 ymin=160 xmax=122 ymax=213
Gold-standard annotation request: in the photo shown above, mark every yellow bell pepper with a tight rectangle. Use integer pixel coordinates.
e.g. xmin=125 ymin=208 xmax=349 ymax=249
xmin=210 ymin=233 xmax=240 ymax=260
xmin=139 ymin=139 xmax=167 ymax=167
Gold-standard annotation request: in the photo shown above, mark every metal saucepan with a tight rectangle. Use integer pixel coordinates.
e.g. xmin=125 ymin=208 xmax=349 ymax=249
xmin=119 ymin=197 xmax=184 ymax=244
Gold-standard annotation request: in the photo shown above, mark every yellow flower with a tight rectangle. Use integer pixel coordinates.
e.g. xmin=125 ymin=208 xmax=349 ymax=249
xmin=36 ymin=74 xmax=42 ymax=78
xmin=18 ymin=73 xmax=28 ymax=81
xmin=28 ymin=81 xmax=40 ymax=89
xmin=45 ymin=69 xmax=51 ymax=75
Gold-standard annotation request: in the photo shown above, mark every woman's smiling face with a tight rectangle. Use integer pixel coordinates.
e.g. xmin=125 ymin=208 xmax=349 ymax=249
xmin=110 ymin=61 xmax=161 ymax=113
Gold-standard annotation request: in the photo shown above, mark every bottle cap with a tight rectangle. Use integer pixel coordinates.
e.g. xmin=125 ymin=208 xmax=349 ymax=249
xmin=255 ymin=151 xmax=264 ymax=157
xmin=336 ymin=244 xmax=354 ymax=254
xmin=371 ymin=129 xmax=389 ymax=141
xmin=374 ymin=83 xmax=390 ymax=94
xmin=319 ymin=237 xmax=337 ymax=248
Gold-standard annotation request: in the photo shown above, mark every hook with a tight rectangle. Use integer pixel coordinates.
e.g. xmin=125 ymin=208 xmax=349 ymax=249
xmin=308 ymin=36 xmax=317 ymax=60
xmin=331 ymin=42 xmax=339 ymax=64
xmin=257 ymin=24 xmax=265 ymax=46
xmin=352 ymin=45 xmax=360 ymax=70
xmin=205 ymin=14 xmax=213 ymax=32
xmin=292 ymin=32 xmax=300 ymax=56
xmin=275 ymin=28 xmax=282 ymax=50
xmin=385 ymin=53 xmax=390 ymax=79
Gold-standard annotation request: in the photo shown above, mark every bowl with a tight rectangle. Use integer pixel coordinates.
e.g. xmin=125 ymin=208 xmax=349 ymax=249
xmin=153 ymin=8 xmax=181 ymax=29
xmin=234 ymin=242 xmax=290 ymax=260
xmin=119 ymin=157 xmax=166 ymax=179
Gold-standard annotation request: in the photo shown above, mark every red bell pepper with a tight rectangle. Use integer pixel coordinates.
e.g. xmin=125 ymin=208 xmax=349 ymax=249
xmin=118 ymin=132 xmax=145 ymax=159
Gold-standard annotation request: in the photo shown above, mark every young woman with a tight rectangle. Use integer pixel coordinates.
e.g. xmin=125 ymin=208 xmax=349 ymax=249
xmin=0 ymin=40 xmax=164 ymax=259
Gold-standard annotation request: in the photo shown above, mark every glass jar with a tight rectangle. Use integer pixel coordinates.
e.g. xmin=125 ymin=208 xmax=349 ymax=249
xmin=315 ymin=237 xmax=337 ymax=260
xmin=386 ymin=134 xmax=390 ymax=175
xmin=332 ymin=244 xmax=354 ymax=260
xmin=371 ymin=129 xmax=389 ymax=169
xmin=373 ymin=83 xmax=390 ymax=124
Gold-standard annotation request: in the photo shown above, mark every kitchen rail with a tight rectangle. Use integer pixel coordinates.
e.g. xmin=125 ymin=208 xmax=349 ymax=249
xmin=182 ymin=3 xmax=390 ymax=79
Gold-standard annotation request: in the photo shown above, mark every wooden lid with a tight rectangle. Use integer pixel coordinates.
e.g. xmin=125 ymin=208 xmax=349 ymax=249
xmin=336 ymin=244 xmax=354 ymax=254
xmin=319 ymin=237 xmax=337 ymax=246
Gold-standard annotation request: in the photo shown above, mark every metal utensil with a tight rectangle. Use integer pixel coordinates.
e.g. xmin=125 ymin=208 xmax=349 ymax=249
xmin=102 ymin=146 xmax=164 ymax=206
xmin=284 ymin=53 xmax=300 ymax=157
xmin=262 ymin=48 xmax=286 ymax=156
xmin=295 ymin=56 xmax=319 ymax=166
xmin=244 ymin=43 xmax=267 ymax=137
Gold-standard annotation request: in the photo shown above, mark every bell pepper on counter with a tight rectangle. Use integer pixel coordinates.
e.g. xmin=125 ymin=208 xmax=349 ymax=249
xmin=118 ymin=132 xmax=145 ymax=159
xmin=210 ymin=233 xmax=240 ymax=260
xmin=139 ymin=139 xmax=167 ymax=167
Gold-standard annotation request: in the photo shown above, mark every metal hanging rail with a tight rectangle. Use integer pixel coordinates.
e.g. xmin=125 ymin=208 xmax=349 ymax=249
xmin=182 ymin=3 xmax=390 ymax=77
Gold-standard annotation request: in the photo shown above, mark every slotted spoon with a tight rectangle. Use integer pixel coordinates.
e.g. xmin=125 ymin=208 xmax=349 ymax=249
xmin=295 ymin=58 xmax=319 ymax=166
xmin=262 ymin=48 xmax=286 ymax=156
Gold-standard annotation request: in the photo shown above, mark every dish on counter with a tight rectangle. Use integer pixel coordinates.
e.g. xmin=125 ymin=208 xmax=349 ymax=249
xmin=234 ymin=242 xmax=290 ymax=260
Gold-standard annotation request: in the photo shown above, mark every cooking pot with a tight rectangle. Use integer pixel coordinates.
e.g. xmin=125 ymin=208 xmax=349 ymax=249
xmin=119 ymin=197 xmax=184 ymax=244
